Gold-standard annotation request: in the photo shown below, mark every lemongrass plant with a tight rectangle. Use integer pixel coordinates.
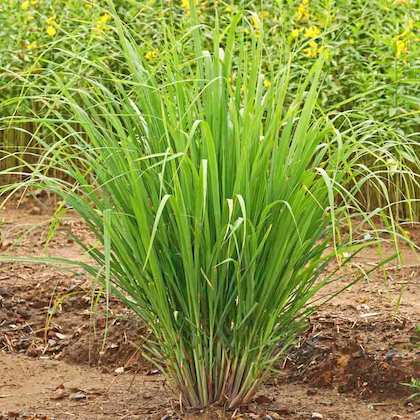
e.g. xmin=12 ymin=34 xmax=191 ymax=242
xmin=1 ymin=11 xmax=375 ymax=408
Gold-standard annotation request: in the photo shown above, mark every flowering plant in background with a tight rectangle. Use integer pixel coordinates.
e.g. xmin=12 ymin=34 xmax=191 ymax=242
xmin=1 ymin=0 xmax=419 ymax=221
xmin=46 ymin=15 xmax=58 ymax=38
xmin=295 ymin=0 xmax=310 ymax=21
xmin=181 ymin=0 xmax=197 ymax=16
xmin=304 ymin=26 xmax=321 ymax=38
xmin=304 ymin=40 xmax=320 ymax=58
xmin=144 ymin=49 xmax=158 ymax=61
xmin=94 ymin=13 xmax=112 ymax=33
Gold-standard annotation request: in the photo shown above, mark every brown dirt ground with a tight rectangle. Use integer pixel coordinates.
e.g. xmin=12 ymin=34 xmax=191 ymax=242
xmin=0 ymin=194 xmax=419 ymax=419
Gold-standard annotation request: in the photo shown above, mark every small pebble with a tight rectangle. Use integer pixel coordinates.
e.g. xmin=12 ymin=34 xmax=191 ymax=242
xmin=69 ymin=391 xmax=86 ymax=400
xmin=29 ymin=206 xmax=41 ymax=215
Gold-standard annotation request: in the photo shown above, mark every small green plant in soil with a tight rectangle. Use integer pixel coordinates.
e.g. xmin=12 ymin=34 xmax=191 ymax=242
xmin=403 ymin=377 xmax=420 ymax=401
xmin=1 ymin=9 xmax=385 ymax=409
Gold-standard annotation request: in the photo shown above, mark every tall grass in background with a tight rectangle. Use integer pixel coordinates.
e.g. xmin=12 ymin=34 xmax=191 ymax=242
xmin=0 ymin=10 xmax=384 ymax=407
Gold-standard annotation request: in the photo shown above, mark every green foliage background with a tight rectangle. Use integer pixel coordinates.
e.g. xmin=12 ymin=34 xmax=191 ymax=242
xmin=1 ymin=0 xmax=419 ymax=218
xmin=2 ymin=0 xmax=418 ymax=123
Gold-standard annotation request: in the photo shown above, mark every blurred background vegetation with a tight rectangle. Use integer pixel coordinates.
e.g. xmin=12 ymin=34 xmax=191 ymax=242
xmin=1 ymin=0 xmax=419 ymax=220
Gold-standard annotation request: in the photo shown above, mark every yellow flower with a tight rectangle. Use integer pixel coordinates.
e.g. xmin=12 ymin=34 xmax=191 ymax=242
xmin=291 ymin=28 xmax=301 ymax=39
xmin=31 ymin=0 xmax=38 ymax=4
xmin=26 ymin=41 xmax=38 ymax=50
xmin=263 ymin=79 xmax=271 ymax=89
xmin=144 ymin=49 xmax=158 ymax=61
xmin=182 ymin=0 xmax=196 ymax=16
xmin=46 ymin=25 xmax=57 ymax=37
xmin=260 ymin=10 xmax=270 ymax=19
xmin=94 ymin=13 xmax=112 ymax=32
xmin=46 ymin=16 xmax=56 ymax=25
xmin=303 ymin=40 xmax=319 ymax=58
xmin=394 ymin=0 xmax=409 ymax=4
xmin=395 ymin=39 xmax=408 ymax=58
xmin=250 ymin=13 xmax=261 ymax=36
xmin=21 ymin=0 xmax=30 ymax=10
xmin=98 ymin=13 xmax=111 ymax=25
xmin=321 ymin=46 xmax=331 ymax=60
xmin=45 ymin=15 xmax=58 ymax=36
xmin=295 ymin=0 xmax=309 ymax=22
xmin=304 ymin=26 xmax=321 ymax=38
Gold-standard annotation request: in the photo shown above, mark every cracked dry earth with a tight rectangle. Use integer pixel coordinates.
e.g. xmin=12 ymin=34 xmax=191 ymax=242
xmin=0 ymin=195 xmax=419 ymax=419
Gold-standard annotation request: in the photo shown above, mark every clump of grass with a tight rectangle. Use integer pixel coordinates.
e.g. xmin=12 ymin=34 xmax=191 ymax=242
xmin=1 ymin=11 xmax=379 ymax=409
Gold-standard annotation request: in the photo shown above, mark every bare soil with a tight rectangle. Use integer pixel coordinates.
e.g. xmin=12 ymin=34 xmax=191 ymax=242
xmin=0 ymin=195 xmax=419 ymax=419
